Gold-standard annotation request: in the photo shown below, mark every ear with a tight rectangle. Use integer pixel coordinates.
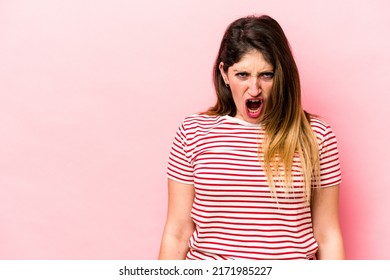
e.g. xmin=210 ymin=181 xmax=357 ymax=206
xmin=219 ymin=62 xmax=229 ymax=84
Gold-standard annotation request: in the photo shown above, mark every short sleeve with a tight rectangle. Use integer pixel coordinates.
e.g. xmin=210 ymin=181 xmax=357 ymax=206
xmin=313 ymin=120 xmax=342 ymax=188
xmin=166 ymin=122 xmax=194 ymax=184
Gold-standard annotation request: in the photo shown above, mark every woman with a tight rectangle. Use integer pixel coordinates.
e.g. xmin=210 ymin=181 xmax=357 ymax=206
xmin=158 ymin=15 xmax=345 ymax=260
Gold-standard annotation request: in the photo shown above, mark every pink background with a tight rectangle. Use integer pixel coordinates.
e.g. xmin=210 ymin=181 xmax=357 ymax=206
xmin=0 ymin=0 xmax=389 ymax=259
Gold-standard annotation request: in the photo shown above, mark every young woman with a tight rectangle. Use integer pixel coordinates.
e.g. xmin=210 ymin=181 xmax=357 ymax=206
xmin=158 ymin=15 xmax=345 ymax=260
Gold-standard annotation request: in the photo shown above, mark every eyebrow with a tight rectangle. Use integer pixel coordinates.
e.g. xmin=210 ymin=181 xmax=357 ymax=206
xmin=232 ymin=69 xmax=274 ymax=74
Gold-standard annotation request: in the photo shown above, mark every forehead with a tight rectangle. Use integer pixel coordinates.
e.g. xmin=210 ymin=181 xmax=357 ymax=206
xmin=231 ymin=50 xmax=273 ymax=70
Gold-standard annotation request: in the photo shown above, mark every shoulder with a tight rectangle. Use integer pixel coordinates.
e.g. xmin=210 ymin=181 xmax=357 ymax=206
xmin=175 ymin=114 xmax=233 ymax=143
xmin=309 ymin=115 xmax=335 ymax=137
xmin=182 ymin=113 xmax=224 ymax=124
xmin=308 ymin=115 xmax=339 ymax=150
xmin=180 ymin=113 xmax=226 ymax=130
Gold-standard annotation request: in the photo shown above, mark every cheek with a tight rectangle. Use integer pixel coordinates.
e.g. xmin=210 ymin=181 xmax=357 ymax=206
xmin=230 ymin=80 xmax=246 ymax=95
xmin=230 ymin=90 xmax=245 ymax=108
xmin=262 ymin=82 xmax=273 ymax=98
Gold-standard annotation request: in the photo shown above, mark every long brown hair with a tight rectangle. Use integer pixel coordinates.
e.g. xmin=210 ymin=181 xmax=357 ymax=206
xmin=206 ymin=15 xmax=320 ymax=202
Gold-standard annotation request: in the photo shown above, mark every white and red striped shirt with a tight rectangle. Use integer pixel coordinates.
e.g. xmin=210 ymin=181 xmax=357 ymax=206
xmin=167 ymin=114 xmax=341 ymax=260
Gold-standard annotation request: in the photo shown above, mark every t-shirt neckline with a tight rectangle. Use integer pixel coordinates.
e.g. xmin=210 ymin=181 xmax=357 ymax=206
xmin=223 ymin=115 xmax=262 ymax=127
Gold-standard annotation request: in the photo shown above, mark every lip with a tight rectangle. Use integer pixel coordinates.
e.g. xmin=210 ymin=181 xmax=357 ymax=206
xmin=245 ymin=97 xmax=262 ymax=102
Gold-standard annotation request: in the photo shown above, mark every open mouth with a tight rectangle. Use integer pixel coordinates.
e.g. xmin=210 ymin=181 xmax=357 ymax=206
xmin=245 ymin=99 xmax=262 ymax=118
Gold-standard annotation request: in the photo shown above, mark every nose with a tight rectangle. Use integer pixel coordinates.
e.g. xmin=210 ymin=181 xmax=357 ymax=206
xmin=248 ymin=77 xmax=261 ymax=96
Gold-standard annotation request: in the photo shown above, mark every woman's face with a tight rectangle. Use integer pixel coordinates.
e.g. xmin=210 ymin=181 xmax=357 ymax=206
xmin=220 ymin=50 xmax=274 ymax=124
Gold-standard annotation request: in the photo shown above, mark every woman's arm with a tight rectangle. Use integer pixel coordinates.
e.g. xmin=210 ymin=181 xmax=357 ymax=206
xmin=158 ymin=179 xmax=195 ymax=259
xmin=311 ymin=185 xmax=346 ymax=259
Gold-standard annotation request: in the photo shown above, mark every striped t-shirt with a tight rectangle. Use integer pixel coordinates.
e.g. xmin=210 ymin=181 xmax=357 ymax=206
xmin=167 ymin=114 xmax=341 ymax=260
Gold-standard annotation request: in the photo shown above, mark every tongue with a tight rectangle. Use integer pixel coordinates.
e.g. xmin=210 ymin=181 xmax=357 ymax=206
xmin=248 ymin=102 xmax=260 ymax=110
